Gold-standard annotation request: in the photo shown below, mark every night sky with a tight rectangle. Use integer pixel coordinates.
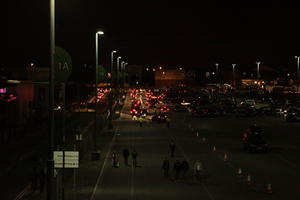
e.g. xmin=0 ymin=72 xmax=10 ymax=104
xmin=2 ymin=1 xmax=300 ymax=74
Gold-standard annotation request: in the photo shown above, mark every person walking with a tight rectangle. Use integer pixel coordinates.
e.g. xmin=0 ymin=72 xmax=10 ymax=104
xmin=139 ymin=116 xmax=143 ymax=127
xmin=122 ymin=148 xmax=130 ymax=166
xmin=111 ymin=151 xmax=119 ymax=168
xmin=180 ymin=160 xmax=189 ymax=179
xmin=131 ymin=149 xmax=138 ymax=167
xmin=166 ymin=117 xmax=171 ymax=128
xmin=194 ymin=160 xmax=203 ymax=181
xmin=39 ymin=167 xmax=46 ymax=193
xmin=173 ymin=160 xmax=181 ymax=182
xmin=169 ymin=141 xmax=176 ymax=157
xmin=162 ymin=157 xmax=170 ymax=178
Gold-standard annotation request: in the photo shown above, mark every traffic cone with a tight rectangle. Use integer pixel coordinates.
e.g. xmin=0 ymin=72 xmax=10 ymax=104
xmin=213 ymin=146 xmax=216 ymax=152
xmin=237 ymin=168 xmax=242 ymax=177
xmin=246 ymin=174 xmax=252 ymax=185
xmin=202 ymin=137 xmax=206 ymax=143
xmin=196 ymin=131 xmax=199 ymax=137
xmin=224 ymin=153 xmax=228 ymax=162
xmin=266 ymin=183 xmax=272 ymax=194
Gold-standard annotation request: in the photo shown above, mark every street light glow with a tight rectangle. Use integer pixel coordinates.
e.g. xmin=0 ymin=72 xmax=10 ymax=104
xmin=96 ymin=31 xmax=104 ymax=35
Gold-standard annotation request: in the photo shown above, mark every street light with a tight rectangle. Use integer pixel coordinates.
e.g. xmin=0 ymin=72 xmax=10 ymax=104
xmin=48 ymin=0 xmax=55 ymax=199
xmin=108 ymin=50 xmax=116 ymax=130
xmin=93 ymin=30 xmax=104 ymax=160
xmin=256 ymin=61 xmax=261 ymax=80
xmin=295 ymin=56 xmax=300 ymax=94
xmin=232 ymin=64 xmax=236 ymax=86
xmin=111 ymin=50 xmax=117 ymax=82
xmin=117 ymin=56 xmax=122 ymax=85
xmin=215 ymin=63 xmax=219 ymax=84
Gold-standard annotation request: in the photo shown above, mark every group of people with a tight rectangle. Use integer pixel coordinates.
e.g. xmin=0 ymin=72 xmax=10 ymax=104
xmin=111 ymin=148 xmax=138 ymax=168
xmin=162 ymin=158 xmax=204 ymax=182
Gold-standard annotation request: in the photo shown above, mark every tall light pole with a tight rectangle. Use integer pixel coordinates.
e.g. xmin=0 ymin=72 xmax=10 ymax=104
xmin=232 ymin=64 xmax=236 ymax=86
xmin=215 ymin=63 xmax=219 ymax=84
xmin=48 ymin=0 xmax=55 ymax=199
xmin=108 ymin=50 xmax=116 ymax=130
xmin=117 ymin=56 xmax=122 ymax=86
xmin=295 ymin=56 xmax=300 ymax=95
xmin=256 ymin=61 xmax=261 ymax=80
xmin=111 ymin=50 xmax=117 ymax=81
xmin=93 ymin=30 xmax=104 ymax=160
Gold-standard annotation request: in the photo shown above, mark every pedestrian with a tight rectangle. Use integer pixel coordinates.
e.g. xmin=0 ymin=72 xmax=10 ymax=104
xmin=111 ymin=151 xmax=119 ymax=168
xmin=131 ymin=149 xmax=138 ymax=167
xmin=180 ymin=160 xmax=189 ymax=179
xmin=122 ymin=148 xmax=130 ymax=166
xmin=169 ymin=141 xmax=176 ymax=157
xmin=30 ymin=166 xmax=38 ymax=193
xmin=139 ymin=117 xmax=143 ymax=127
xmin=194 ymin=160 xmax=203 ymax=181
xmin=162 ymin=157 xmax=170 ymax=178
xmin=173 ymin=160 xmax=181 ymax=182
xmin=39 ymin=167 xmax=46 ymax=193
xmin=166 ymin=117 xmax=171 ymax=128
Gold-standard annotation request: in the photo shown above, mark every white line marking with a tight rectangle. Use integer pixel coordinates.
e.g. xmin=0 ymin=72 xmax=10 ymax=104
xmin=89 ymin=130 xmax=117 ymax=200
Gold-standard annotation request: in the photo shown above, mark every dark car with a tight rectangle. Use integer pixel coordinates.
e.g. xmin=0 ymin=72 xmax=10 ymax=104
xmin=242 ymin=125 xmax=268 ymax=153
xmin=151 ymin=113 xmax=168 ymax=123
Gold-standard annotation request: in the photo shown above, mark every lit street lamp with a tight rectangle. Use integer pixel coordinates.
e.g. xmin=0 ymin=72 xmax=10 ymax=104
xmin=117 ymin=56 xmax=122 ymax=85
xmin=111 ymin=50 xmax=117 ymax=81
xmin=93 ymin=30 xmax=104 ymax=160
xmin=295 ymin=56 xmax=300 ymax=94
xmin=256 ymin=61 xmax=261 ymax=80
xmin=232 ymin=64 xmax=236 ymax=86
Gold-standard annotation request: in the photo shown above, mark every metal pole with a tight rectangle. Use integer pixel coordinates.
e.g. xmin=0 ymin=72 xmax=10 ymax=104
xmin=94 ymin=33 xmax=98 ymax=152
xmin=47 ymin=0 xmax=55 ymax=200
xmin=295 ymin=56 xmax=300 ymax=95
xmin=232 ymin=64 xmax=236 ymax=86
xmin=109 ymin=51 xmax=116 ymax=130
xmin=62 ymin=83 xmax=66 ymax=200
xmin=256 ymin=62 xmax=261 ymax=80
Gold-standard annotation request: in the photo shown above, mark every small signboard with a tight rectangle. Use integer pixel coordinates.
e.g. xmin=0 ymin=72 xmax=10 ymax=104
xmin=53 ymin=151 xmax=79 ymax=168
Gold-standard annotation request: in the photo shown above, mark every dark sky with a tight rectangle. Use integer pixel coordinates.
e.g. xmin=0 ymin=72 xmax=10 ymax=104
xmin=2 ymin=1 xmax=300 ymax=72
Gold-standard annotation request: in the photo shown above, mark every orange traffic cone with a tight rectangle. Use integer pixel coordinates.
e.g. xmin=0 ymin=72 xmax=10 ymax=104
xmin=213 ymin=146 xmax=216 ymax=152
xmin=266 ymin=183 xmax=272 ymax=194
xmin=224 ymin=153 xmax=228 ymax=162
xmin=246 ymin=174 xmax=252 ymax=185
xmin=237 ymin=168 xmax=242 ymax=177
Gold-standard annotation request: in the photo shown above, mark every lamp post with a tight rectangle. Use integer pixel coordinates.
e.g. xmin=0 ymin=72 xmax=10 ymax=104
xmin=256 ymin=61 xmax=261 ymax=80
xmin=108 ymin=50 xmax=116 ymax=130
xmin=117 ymin=56 xmax=122 ymax=86
xmin=295 ymin=56 xmax=300 ymax=95
xmin=92 ymin=30 xmax=104 ymax=160
xmin=47 ymin=0 xmax=55 ymax=199
xmin=111 ymin=50 xmax=117 ymax=81
xmin=232 ymin=64 xmax=236 ymax=86
xmin=215 ymin=63 xmax=219 ymax=84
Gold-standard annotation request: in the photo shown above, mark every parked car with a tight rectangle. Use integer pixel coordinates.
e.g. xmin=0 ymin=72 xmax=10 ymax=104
xmin=242 ymin=125 xmax=268 ymax=153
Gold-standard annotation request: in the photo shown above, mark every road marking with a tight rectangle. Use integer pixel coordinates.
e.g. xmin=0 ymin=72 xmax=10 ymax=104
xmin=89 ymin=128 xmax=118 ymax=200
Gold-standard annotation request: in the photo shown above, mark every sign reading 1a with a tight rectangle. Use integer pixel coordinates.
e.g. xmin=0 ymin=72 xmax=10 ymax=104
xmin=54 ymin=46 xmax=72 ymax=83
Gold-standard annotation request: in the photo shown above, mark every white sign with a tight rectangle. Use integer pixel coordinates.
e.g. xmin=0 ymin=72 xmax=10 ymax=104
xmin=53 ymin=151 xmax=79 ymax=168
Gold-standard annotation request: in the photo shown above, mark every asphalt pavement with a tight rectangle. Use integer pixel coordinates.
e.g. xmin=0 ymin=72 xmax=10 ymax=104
xmin=14 ymin=91 xmax=300 ymax=200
